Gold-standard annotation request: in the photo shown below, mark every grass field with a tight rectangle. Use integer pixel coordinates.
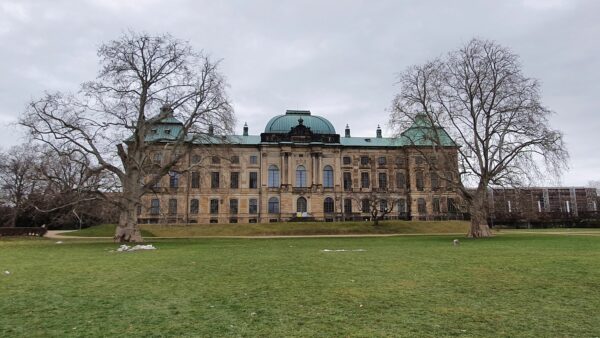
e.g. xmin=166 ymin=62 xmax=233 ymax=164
xmin=1 ymin=234 xmax=599 ymax=337
xmin=64 ymin=220 xmax=471 ymax=237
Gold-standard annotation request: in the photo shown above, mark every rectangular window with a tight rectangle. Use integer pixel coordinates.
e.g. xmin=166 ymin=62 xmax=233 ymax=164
xmin=150 ymin=199 xmax=160 ymax=215
xmin=168 ymin=198 xmax=177 ymax=215
xmin=249 ymin=199 xmax=258 ymax=214
xmin=361 ymin=172 xmax=370 ymax=188
xmin=360 ymin=156 xmax=370 ymax=165
xmin=379 ymin=200 xmax=387 ymax=212
xmin=431 ymin=172 xmax=439 ymax=190
xmin=362 ymin=199 xmax=370 ymax=213
xmin=191 ymin=154 xmax=201 ymax=164
xmin=396 ymin=172 xmax=406 ymax=189
xmin=250 ymin=155 xmax=258 ymax=164
xmin=230 ymin=155 xmax=239 ymax=164
xmin=433 ymin=198 xmax=440 ymax=213
xmin=191 ymin=172 xmax=200 ymax=189
xmin=169 ymin=172 xmax=179 ymax=188
xmin=249 ymin=172 xmax=258 ymax=189
xmin=448 ymin=198 xmax=457 ymax=213
xmin=210 ymin=199 xmax=219 ymax=214
xmin=153 ymin=153 xmax=162 ymax=164
xmin=343 ymin=172 xmax=352 ymax=191
xmin=230 ymin=172 xmax=239 ymax=189
xmin=416 ymin=172 xmax=424 ymax=191
xmin=398 ymin=199 xmax=406 ymax=213
xmin=212 ymin=156 xmax=220 ymax=164
xmin=445 ymin=172 xmax=454 ymax=185
xmin=415 ymin=156 xmax=424 ymax=166
xmin=190 ymin=199 xmax=199 ymax=214
xmin=378 ymin=173 xmax=387 ymax=189
xmin=343 ymin=156 xmax=352 ymax=165
xmin=211 ymin=172 xmax=220 ymax=189
xmin=378 ymin=156 xmax=386 ymax=166
xmin=229 ymin=199 xmax=238 ymax=214
xmin=418 ymin=198 xmax=426 ymax=213
xmin=344 ymin=198 xmax=353 ymax=214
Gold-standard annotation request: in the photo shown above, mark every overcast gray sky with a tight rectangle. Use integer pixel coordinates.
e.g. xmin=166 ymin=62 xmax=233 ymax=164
xmin=1 ymin=0 xmax=598 ymax=186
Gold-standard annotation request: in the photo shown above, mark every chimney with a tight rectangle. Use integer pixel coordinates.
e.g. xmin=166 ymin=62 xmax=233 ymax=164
xmin=376 ymin=125 xmax=382 ymax=138
xmin=159 ymin=104 xmax=173 ymax=118
xmin=243 ymin=122 xmax=249 ymax=136
xmin=345 ymin=124 xmax=351 ymax=138
xmin=208 ymin=125 xmax=214 ymax=136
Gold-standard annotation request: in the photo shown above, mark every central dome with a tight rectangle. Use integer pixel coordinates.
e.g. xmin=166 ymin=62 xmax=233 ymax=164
xmin=264 ymin=110 xmax=336 ymax=134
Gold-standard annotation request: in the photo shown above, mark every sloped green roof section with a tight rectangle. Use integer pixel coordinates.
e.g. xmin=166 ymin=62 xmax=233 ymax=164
xmin=264 ymin=110 xmax=336 ymax=134
xmin=340 ymin=137 xmax=403 ymax=147
xmin=144 ymin=114 xmax=184 ymax=142
xmin=399 ymin=114 xmax=456 ymax=146
xmin=190 ymin=135 xmax=261 ymax=145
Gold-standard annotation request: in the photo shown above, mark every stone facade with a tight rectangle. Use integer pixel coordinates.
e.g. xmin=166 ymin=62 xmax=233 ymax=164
xmin=138 ymin=110 xmax=462 ymax=224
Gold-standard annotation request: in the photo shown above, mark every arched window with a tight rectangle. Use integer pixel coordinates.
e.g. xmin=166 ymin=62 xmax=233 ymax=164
xmin=296 ymin=165 xmax=307 ymax=187
xmin=190 ymin=199 xmax=199 ymax=214
xmin=297 ymin=197 xmax=307 ymax=213
xmin=323 ymin=165 xmax=334 ymax=188
xmin=323 ymin=197 xmax=334 ymax=213
xmin=268 ymin=197 xmax=279 ymax=213
xmin=268 ymin=165 xmax=280 ymax=188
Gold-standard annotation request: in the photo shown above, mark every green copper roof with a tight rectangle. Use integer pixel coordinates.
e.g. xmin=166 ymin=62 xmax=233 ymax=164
xmin=264 ymin=110 xmax=336 ymax=134
xmin=399 ymin=114 xmax=456 ymax=146
xmin=340 ymin=137 xmax=403 ymax=147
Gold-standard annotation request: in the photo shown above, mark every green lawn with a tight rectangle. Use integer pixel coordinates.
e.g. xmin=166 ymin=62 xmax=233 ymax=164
xmin=64 ymin=220 xmax=471 ymax=237
xmin=1 ymin=234 xmax=599 ymax=337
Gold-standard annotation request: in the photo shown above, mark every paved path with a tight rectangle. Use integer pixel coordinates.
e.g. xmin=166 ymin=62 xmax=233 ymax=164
xmin=45 ymin=230 xmax=468 ymax=240
xmin=45 ymin=230 xmax=105 ymax=239
xmin=46 ymin=229 xmax=600 ymax=240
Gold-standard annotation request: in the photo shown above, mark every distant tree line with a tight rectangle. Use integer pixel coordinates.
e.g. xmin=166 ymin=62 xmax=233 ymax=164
xmin=0 ymin=144 xmax=118 ymax=229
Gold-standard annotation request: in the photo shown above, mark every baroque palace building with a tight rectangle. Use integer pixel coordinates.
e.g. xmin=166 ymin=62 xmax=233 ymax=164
xmin=138 ymin=108 xmax=462 ymax=224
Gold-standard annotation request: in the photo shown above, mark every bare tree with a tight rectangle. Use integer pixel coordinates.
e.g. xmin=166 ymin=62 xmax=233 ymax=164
xmin=20 ymin=32 xmax=234 ymax=242
xmin=390 ymin=38 xmax=568 ymax=238
xmin=351 ymin=191 xmax=400 ymax=226
xmin=0 ymin=145 xmax=40 ymax=227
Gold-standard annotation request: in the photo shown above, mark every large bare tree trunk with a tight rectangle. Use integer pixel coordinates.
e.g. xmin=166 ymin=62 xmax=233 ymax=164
xmin=467 ymin=191 xmax=492 ymax=238
xmin=114 ymin=179 xmax=143 ymax=242
xmin=114 ymin=204 xmax=143 ymax=243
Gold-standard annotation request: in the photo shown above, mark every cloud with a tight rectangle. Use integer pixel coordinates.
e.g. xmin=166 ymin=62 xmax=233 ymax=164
xmin=0 ymin=0 xmax=598 ymax=186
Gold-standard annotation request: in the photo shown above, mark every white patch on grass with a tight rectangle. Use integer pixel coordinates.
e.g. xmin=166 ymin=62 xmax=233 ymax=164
xmin=3 ymin=271 xmax=10 ymax=275
xmin=321 ymin=249 xmax=366 ymax=252
xmin=116 ymin=244 xmax=157 ymax=252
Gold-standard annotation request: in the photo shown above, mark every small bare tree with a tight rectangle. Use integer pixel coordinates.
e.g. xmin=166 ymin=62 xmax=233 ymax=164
xmin=353 ymin=191 xmax=399 ymax=226
xmin=20 ymin=32 xmax=234 ymax=242
xmin=390 ymin=38 xmax=568 ymax=238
